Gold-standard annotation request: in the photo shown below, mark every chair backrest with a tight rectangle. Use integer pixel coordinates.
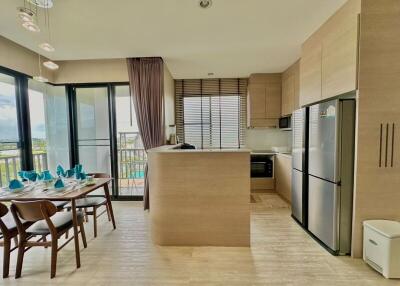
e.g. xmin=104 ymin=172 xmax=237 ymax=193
xmin=0 ymin=202 xmax=8 ymax=218
xmin=11 ymin=200 xmax=57 ymax=222
xmin=88 ymin=173 xmax=110 ymax=178
xmin=0 ymin=202 xmax=10 ymax=235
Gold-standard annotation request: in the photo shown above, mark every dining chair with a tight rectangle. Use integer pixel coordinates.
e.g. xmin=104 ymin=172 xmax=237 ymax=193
xmin=10 ymin=200 xmax=87 ymax=279
xmin=0 ymin=202 xmax=31 ymax=278
xmin=65 ymin=173 xmax=111 ymax=238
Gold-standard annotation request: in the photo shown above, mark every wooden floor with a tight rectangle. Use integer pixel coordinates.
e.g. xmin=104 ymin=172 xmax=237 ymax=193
xmin=1 ymin=193 xmax=398 ymax=285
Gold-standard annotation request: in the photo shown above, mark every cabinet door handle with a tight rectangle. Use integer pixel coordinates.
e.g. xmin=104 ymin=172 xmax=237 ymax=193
xmin=369 ymin=239 xmax=378 ymax=246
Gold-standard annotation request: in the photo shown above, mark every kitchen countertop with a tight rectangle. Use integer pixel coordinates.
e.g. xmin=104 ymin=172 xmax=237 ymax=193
xmin=148 ymin=144 xmax=251 ymax=153
xmin=250 ymin=150 xmax=292 ymax=158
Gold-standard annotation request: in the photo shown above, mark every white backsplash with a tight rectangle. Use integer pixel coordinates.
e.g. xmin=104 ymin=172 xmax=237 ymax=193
xmin=245 ymin=128 xmax=292 ymax=151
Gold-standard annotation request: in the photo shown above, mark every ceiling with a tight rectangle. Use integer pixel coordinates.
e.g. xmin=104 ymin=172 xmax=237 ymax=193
xmin=0 ymin=0 xmax=347 ymax=79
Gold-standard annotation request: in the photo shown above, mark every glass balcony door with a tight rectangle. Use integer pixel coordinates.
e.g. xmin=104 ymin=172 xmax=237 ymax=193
xmin=115 ymin=85 xmax=146 ymax=198
xmin=0 ymin=73 xmax=21 ymax=187
xmin=75 ymin=86 xmax=111 ymax=178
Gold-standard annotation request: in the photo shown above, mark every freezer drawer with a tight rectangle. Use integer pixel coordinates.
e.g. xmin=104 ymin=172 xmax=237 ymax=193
xmin=308 ymin=175 xmax=339 ymax=251
xmin=291 ymin=169 xmax=303 ymax=224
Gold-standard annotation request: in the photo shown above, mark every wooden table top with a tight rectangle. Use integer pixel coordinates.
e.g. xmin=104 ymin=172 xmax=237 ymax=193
xmin=0 ymin=178 xmax=112 ymax=202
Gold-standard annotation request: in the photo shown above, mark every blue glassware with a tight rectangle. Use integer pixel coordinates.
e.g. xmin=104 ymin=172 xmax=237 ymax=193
xmin=66 ymin=169 xmax=75 ymax=178
xmin=74 ymin=164 xmax=83 ymax=179
xmin=25 ymin=171 xmax=38 ymax=182
xmin=18 ymin=171 xmax=26 ymax=180
xmin=54 ymin=178 xmax=65 ymax=189
xmin=77 ymin=172 xmax=87 ymax=180
xmin=56 ymin=165 xmax=66 ymax=177
xmin=41 ymin=170 xmax=53 ymax=181
xmin=9 ymin=179 xmax=24 ymax=191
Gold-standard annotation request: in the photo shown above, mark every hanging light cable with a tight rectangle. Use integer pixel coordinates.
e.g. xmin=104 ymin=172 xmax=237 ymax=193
xmin=39 ymin=0 xmax=55 ymax=52
xmin=33 ymin=54 xmax=49 ymax=82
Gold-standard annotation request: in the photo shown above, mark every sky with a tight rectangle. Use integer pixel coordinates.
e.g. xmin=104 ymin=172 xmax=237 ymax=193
xmin=0 ymin=82 xmax=19 ymax=142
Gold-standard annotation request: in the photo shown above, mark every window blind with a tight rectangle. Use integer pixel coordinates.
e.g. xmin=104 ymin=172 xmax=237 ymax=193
xmin=175 ymin=78 xmax=247 ymax=149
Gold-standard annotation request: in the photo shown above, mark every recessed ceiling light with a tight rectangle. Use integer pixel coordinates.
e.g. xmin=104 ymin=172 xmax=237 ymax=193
xmin=199 ymin=0 xmax=212 ymax=9
xmin=22 ymin=21 xmax=40 ymax=32
xmin=43 ymin=61 xmax=59 ymax=70
xmin=33 ymin=75 xmax=49 ymax=83
xmin=39 ymin=42 xmax=55 ymax=52
xmin=17 ymin=7 xmax=35 ymax=22
xmin=27 ymin=0 xmax=53 ymax=9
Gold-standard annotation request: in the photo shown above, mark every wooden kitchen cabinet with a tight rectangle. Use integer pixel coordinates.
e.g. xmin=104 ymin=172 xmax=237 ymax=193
xmin=247 ymin=74 xmax=281 ymax=128
xmin=299 ymin=0 xmax=360 ymax=106
xmin=275 ymin=154 xmax=292 ymax=203
xmin=300 ymin=35 xmax=322 ymax=106
xmin=282 ymin=60 xmax=300 ymax=116
xmin=321 ymin=0 xmax=360 ymax=99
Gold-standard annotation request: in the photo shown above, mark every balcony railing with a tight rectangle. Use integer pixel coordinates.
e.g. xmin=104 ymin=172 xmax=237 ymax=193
xmin=0 ymin=132 xmax=147 ymax=197
xmin=0 ymin=153 xmax=47 ymax=187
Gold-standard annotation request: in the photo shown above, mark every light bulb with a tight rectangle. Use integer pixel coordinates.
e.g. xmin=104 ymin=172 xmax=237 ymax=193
xmin=22 ymin=21 xmax=40 ymax=32
xmin=39 ymin=43 xmax=55 ymax=52
xmin=43 ymin=61 xmax=59 ymax=70
xmin=33 ymin=75 xmax=49 ymax=83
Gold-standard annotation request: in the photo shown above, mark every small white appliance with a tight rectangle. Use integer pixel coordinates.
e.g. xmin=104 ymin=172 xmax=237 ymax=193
xmin=363 ymin=220 xmax=400 ymax=278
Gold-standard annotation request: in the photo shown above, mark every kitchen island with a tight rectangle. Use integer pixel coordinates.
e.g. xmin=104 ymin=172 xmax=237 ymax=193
xmin=148 ymin=145 xmax=250 ymax=246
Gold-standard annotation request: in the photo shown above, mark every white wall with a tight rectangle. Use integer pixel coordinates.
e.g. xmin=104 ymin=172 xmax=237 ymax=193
xmin=164 ymin=65 xmax=175 ymax=142
xmin=245 ymin=128 xmax=291 ymax=151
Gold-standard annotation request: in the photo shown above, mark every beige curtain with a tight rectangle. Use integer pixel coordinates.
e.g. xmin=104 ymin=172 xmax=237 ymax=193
xmin=126 ymin=57 xmax=165 ymax=210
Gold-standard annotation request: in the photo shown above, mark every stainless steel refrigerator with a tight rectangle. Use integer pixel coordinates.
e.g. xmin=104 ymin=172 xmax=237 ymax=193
xmin=308 ymin=99 xmax=356 ymax=255
xmin=291 ymin=108 xmax=308 ymax=226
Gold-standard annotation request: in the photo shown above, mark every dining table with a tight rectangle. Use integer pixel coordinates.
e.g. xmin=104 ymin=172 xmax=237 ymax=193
xmin=0 ymin=177 xmax=116 ymax=269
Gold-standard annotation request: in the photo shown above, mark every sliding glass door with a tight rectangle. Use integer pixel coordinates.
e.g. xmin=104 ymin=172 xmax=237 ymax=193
xmin=115 ymin=85 xmax=146 ymax=197
xmin=75 ymin=86 xmax=111 ymax=176
xmin=0 ymin=73 xmax=21 ymax=187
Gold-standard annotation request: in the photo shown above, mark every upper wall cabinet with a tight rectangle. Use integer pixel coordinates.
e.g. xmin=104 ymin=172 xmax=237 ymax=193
xmin=300 ymin=0 xmax=361 ymax=106
xmin=282 ymin=60 xmax=300 ymax=115
xmin=247 ymin=74 xmax=282 ymax=128
xmin=321 ymin=0 xmax=360 ymax=99
xmin=300 ymin=35 xmax=322 ymax=107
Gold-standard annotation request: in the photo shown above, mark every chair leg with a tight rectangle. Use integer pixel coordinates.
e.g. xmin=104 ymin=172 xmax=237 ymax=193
xmin=79 ymin=221 xmax=87 ymax=248
xmin=43 ymin=235 xmax=48 ymax=248
xmin=13 ymin=236 xmax=18 ymax=246
xmin=106 ymin=203 xmax=111 ymax=222
xmin=84 ymin=207 xmax=89 ymax=223
xmin=3 ymin=238 xmax=11 ymax=278
xmin=50 ymin=240 xmax=58 ymax=279
xmin=15 ymin=240 xmax=25 ymax=279
xmin=93 ymin=207 xmax=97 ymax=238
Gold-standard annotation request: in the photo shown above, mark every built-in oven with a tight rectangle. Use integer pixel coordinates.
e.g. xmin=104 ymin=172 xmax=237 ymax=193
xmin=250 ymin=155 xmax=273 ymax=178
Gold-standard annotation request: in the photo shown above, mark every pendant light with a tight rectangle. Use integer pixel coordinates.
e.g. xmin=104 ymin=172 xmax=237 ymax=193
xmin=19 ymin=1 xmax=41 ymax=33
xmin=17 ymin=7 xmax=34 ymax=22
xmin=39 ymin=0 xmax=55 ymax=53
xmin=27 ymin=0 xmax=53 ymax=9
xmin=34 ymin=54 xmax=49 ymax=83
xmin=43 ymin=60 xmax=59 ymax=70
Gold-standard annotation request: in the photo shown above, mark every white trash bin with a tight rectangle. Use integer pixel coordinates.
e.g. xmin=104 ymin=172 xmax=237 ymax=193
xmin=363 ymin=220 xmax=400 ymax=278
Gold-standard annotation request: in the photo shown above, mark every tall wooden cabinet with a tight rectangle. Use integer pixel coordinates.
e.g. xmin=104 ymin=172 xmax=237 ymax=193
xmin=247 ymin=74 xmax=282 ymax=128
xmin=275 ymin=154 xmax=292 ymax=203
xmin=299 ymin=0 xmax=361 ymax=106
xmin=281 ymin=60 xmax=300 ymax=116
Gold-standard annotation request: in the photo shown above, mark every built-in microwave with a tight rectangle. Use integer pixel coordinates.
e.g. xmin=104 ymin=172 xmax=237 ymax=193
xmin=279 ymin=116 xmax=292 ymax=130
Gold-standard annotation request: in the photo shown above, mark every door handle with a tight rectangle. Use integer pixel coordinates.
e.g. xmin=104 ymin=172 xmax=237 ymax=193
xmin=369 ymin=239 xmax=378 ymax=246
